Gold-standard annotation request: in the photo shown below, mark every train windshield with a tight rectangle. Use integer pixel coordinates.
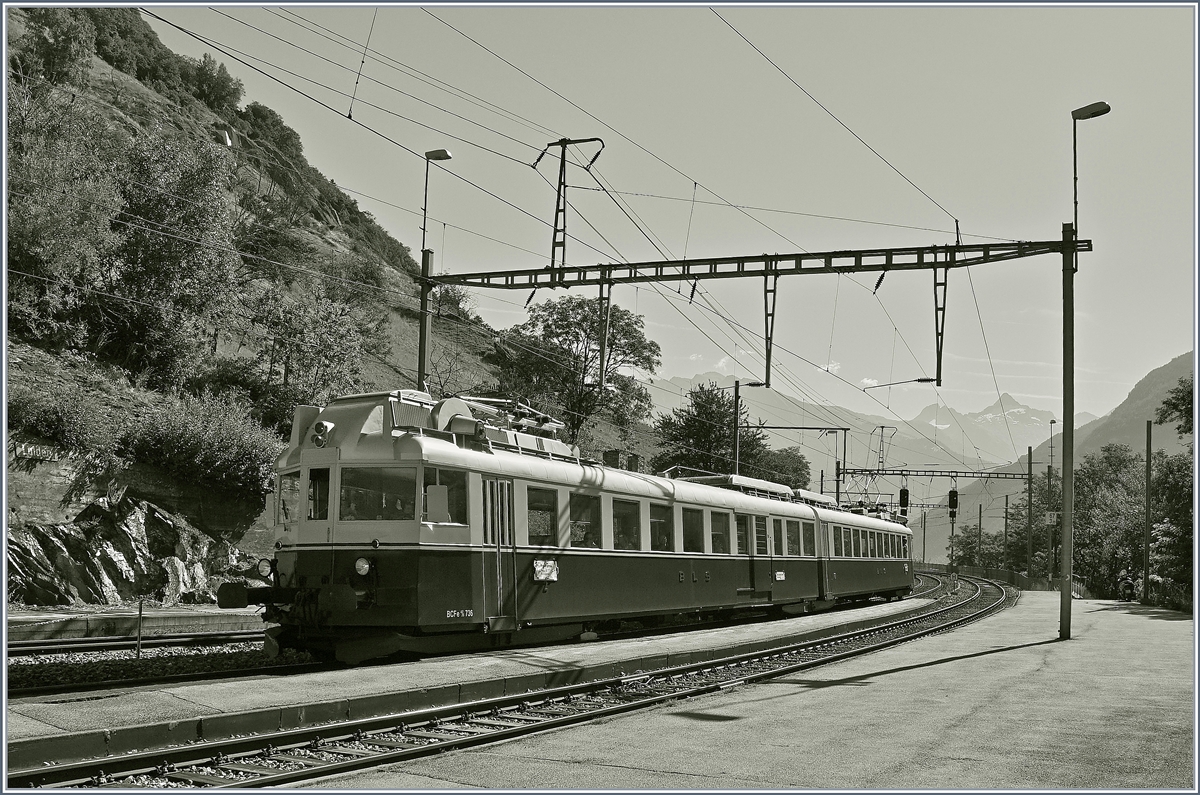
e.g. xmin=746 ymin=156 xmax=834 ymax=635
xmin=340 ymin=467 xmax=417 ymax=521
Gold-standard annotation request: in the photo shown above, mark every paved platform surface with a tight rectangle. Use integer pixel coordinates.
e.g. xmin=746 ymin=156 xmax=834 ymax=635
xmin=6 ymin=598 xmax=922 ymax=768
xmin=296 ymin=593 xmax=1195 ymax=790
xmin=6 ymin=604 xmax=264 ymax=640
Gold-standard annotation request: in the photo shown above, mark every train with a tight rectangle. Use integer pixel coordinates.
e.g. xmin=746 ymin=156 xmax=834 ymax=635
xmin=217 ymin=389 xmax=914 ymax=664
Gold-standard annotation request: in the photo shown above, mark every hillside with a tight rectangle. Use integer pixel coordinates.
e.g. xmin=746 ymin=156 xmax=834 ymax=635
xmin=915 ymin=350 xmax=1193 ymax=563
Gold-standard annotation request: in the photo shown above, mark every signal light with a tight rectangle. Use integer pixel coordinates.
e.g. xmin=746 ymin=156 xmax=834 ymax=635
xmin=899 ymin=487 xmax=909 ymax=509
xmin=948 ymin=489 xmax=958 ymax=509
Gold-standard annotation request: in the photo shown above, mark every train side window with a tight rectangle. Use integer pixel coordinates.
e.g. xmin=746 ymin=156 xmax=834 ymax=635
xmin=869 ymin=532 xmax=877 ymax=558
xmin=569 ymin=493 xmax=601 ymax=549
xmin=754 ymin=516 xmax=769 ymax=556
xmin=341 ymin=467 xmax=417 ymax=521
xmin=650 ymin=504 xmax=674 ymax=551
xmin=612 ymin=499 xmax=641 ymax=550
xmin=308 ymin=468 xmax=330 ymax=520
xmin=804 ymin=521 xmax=817 ymax=558
xmin=423 ymin=468 xmax=467 ymax=524
xmin=902 ymin=537 xmax=909 ymax=558
xmin=735 ymin=515 xmax=750 ymax=555
xmin=279 ymin=471 xmax=301 ymax=524
xmin=890 ymin=534 xmax=897 ymax=558
xmin=773 ymin=519 xmax=784 ymax=556
xmin=711 ymin=512 xmax=732 ymax=554
xmin=785 ymin=520 xmax=800 ymax=557
xmin=851 ymin=527 xmax=861 ymax=557
xmin=832 ymin=524 xmax=843 ymax=556
xmin=682 ymin=508 xmax=704 ymax=553
xmin=527 ymin=487 xmax=559 ymax=546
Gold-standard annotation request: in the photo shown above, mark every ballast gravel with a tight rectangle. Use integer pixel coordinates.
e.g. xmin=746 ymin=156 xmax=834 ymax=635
xmin=6 ymin=642 xmax=314 ymax=691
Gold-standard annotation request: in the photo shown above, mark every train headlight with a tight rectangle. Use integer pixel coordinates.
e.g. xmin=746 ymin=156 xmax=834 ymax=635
xmin=311 ymin=420 xmax=335 ymax=448
xmin=257 ymin=558 xmax=274 ymax=577
xmin=354 ymin=557 xmax=372 ymax=576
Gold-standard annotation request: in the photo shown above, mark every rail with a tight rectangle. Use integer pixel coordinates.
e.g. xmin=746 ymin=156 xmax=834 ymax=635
xmin=917 ymin=564 xmax=1093 ymax=599
xmin=8 ymin=574 xmax=1015 ymax=789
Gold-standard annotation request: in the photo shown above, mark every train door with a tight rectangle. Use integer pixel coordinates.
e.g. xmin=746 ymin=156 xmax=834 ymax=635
xmin=751 ymin=515 xmax=772 ymax=599
xmin=482 ymin=477 xmax=518 ymax=633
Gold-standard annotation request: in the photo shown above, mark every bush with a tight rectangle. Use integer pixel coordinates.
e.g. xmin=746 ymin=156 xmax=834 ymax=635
xmin=184 ymin=355 xmax=305 ymax=437
xmin=120 ymin=392 xmax=285 ymax=497
xmin=6 ymin=381 xmax=117 ymax=453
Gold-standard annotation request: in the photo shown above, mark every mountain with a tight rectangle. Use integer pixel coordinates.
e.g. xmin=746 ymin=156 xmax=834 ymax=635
xmin=915 ymin=350 xmax=1193 ymax=564
xmin=649 ymin=373 xmax=1059 ymax=478
xmin=908 ymin=393 xmax=1057 ymax=463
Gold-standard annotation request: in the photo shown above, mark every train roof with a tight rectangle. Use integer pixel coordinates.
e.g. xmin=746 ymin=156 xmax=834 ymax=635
xmin=282 ymin=392 xmax=909 ymax=534
xmin=405 ymin=433 xmax=909 ymax=533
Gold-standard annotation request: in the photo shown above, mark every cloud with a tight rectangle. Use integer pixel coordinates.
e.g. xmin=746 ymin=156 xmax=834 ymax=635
xmin=689 ymin=353 xmax=704 ymax=361
xmin=823 ymin=361 xmax=841 ymax=374
xmin=715 ymin=356 xmax=733 ymax=373
xmin=860 ymin=377 xmax=879 ymax=387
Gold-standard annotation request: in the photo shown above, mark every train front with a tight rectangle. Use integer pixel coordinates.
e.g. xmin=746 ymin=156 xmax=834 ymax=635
xmin=217 ymin=389 xmax=498 ymax=664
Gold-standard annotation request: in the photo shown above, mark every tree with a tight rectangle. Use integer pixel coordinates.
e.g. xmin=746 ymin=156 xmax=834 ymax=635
xmin=752 ymin=446 xmax=811 ymax=490
xmin=15 ymin=8 xmax=97 ymax=87
xmin=6 ymin=79 xmax=125 ymax=348
xmin=432 ymin=279 xmax=476 ymax=320
xmin=650 ymin=382 xmax=770 ymax=477
xmin=85 ymin=130 xmax=241 ymax=387
xmin=1155 ymin=374 xmax=1192 ymax=437
xmin=491 ymin=295 xmax=661 ymax=445
xmin=190 ymin=53 xmax=243 ymax=117
xmin=947 ymin=525 xmax=1005 ymax=568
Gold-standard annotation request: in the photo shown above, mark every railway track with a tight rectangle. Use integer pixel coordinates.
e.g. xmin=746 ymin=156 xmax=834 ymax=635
xmin=8 ymin=573 xmax=1012 ymax=789
xmin=7 ymin=629 xmax=265 ymax=657
xmin=9 ymin=575 xmax=944 ymax=700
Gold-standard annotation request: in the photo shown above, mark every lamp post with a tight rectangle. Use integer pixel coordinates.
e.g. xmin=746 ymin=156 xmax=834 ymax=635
xmin=1062 ymin=101 xmax=1110 ymax=640
xmin=421 ymin=149 xmax=452 ymax=253
xmin=417 ymin=149 xmax=452 ymax=392
xmin=729 ymin=379 xmax=764 ymax=476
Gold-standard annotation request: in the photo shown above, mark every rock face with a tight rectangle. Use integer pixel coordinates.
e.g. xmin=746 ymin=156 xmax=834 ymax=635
xmin=6 ymin=494 xmax=267 ymax=606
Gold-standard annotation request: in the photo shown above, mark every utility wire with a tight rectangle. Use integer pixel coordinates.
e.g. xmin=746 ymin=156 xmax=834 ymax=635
xmin=712 ymin=9 xmax=958 ymax=225
xmin=422 ymin=8 xmax=809 ymax=253
xmin=966 ymin=267 xmax=1020 ymax=459
xmin=140 ymin=9 xmax=621 ymax=266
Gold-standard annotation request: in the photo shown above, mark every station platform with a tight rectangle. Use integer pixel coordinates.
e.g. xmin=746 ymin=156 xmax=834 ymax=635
xmin=310 ymin=591 xmax=1195 ymax=790
xmin=6 ymin=598 xmax=923 ymax=769
xmin=6 ymin=604 xmax=265 ymax=641
xmin=7 ymin=592 xmax=1194 ymax=789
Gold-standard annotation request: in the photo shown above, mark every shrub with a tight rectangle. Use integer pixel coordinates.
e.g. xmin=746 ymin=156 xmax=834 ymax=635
xmin=184 ymin=355 xmax=305 ymax=437
xmin=120 ymin=392 xmax=285 ymax=497
xmin=6 ymin=381 xmax=117 ymax=453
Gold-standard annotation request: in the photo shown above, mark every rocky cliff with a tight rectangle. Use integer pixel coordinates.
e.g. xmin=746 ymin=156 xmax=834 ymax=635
xmin=7 ymin=492 xmax=267 ymax=606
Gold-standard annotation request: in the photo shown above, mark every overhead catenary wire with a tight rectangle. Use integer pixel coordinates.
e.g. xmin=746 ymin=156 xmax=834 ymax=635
xmin=82 ymin=12 xmax=1012 ymax=475
xmin=711 ymin=8 xmax=959 ymax=226
xmin=139 ymin=9 xmax=623 ymax=267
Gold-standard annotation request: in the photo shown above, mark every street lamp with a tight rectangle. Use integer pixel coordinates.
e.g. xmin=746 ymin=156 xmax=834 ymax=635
xmin=1062 ymin=101 xmax=1110 ymax=640
xmin=417 ymin=148 xmax=452 ymax=393
xmin=728 ymin=379 xmax=764 ymax=476
xmin=422 ymin=148 xmax=452 ymax=253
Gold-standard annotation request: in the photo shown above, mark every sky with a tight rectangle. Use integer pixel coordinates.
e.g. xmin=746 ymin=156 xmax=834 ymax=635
xmin=144 ymin=3 xmax=1197 ymax=445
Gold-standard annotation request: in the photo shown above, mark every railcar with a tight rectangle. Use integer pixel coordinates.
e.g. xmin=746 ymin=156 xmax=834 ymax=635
xmin=218 ymin=390 xmax=914 ymax=664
